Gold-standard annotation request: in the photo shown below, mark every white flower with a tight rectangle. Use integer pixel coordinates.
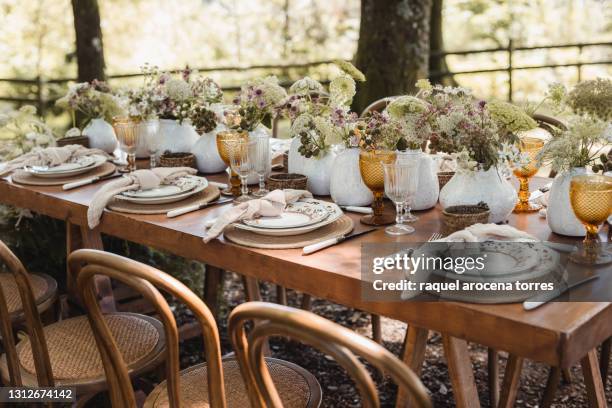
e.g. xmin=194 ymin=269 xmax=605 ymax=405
xmin=386 ymin=96 xmax=428 ymax=119
xmin=289 ymin=76 xmax=325 ymax=95
xmin=166 ymin=78 xmax=192 ymax=101
xmin=291 ymin=113 xmax=314 ymax=136
xmin=329 ymin=75 xmax=356 ymax=106
xmin=19 ymin=105 xmax=37 ymax=115
xmin=66 ymin=127 xmax=82 ymax=137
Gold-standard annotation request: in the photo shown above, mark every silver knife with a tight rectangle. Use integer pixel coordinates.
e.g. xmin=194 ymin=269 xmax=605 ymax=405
xmin=302 ymin=228 xmax=377 ymax=255
xmin=523 ymin=275 xmax=599 ymax=311
xmin=166 ymin=198 xmax=234 ymax=218
xmin=62 ymin=173 xmax=123 ymax=190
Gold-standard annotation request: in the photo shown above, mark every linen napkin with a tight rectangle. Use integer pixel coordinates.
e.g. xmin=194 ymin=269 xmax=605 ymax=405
xmin=203 ymin=189 xmax=313 ymax=242
xmin=0 ymin=145 xmax=110 ymax=177
xmin=437 ymin=223 xmax=538 ymax=242
xmin=87 ymin=167 xmax=197 ymax=229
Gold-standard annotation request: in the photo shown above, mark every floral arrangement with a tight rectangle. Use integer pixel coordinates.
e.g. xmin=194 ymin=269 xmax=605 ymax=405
xmin=228 ymin=75 xmax=287 ymax=132
xmin=536 ymin=79 xmax=612 ymax=172
xmin=281 ymin=61 xmax=364 ymax=158
xmin=0 ymin=105 xmax=55 ymax=160
xmin=386 ymin=80 xmax=536 ymax=171
xmin=56 ymin=79 xmax=124 ymax=125
xmin=355 ymin=111 xmax=416 ymax=151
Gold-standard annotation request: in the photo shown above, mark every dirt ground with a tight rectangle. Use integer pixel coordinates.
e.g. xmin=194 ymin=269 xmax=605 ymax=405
xmin=177 ymin=271 xmax=612 ymax=408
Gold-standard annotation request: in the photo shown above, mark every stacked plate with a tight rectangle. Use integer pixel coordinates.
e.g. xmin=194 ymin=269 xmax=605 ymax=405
xmin=115 ymin=175 xmax=208 ymax=205
xmin=233 ymin=198 xmax=343 ymax=236
xmin=23 ymin=155 xmax=107 ymax=178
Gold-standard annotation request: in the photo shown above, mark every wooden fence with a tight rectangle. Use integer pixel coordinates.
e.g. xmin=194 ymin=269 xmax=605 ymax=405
xmin=0 ymin=40 xmax=610 ymax=114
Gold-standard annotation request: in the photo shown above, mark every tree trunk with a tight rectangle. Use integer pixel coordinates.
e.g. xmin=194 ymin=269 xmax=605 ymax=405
xmin=354 ymin=0 xmax=432 ymax=115
xmin=429 ymin=0 xmax=457 ymax=85
xmin=71 ymin=0 xmax=105 ymax=82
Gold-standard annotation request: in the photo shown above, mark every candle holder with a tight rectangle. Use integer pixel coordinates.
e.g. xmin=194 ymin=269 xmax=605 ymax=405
xmin=513 ymin=137 xmax=544 ymax=213
xmin=569 ymin=174 xmax=612 ymax=265
xmin=216 ymin=130 xmax=249 ymax=196
xmin=359 ymin=150 xmax=396 ymax=226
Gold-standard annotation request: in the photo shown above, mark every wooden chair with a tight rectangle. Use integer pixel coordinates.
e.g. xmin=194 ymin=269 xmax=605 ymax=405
xmin=229 ymin=301 xmax=432 ymax=408
xmin=0 ymin=240 xmax=165 ymax=404
xmin=70 ymin=248 xmax=321 ymax=408
xmin=360 ymin=96 xmax=399 ymax=118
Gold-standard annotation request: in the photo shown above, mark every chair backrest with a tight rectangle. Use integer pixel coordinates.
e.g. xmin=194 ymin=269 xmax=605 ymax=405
xmin=0 ymin=240 xmax=53 ymax=387
xmin=229 ymin=302 xmax=432 ymax=408
xmin=359 ymin=96 xmax=399 ymax=118
xmin=68 ymin=249 xmax=226 ymax=408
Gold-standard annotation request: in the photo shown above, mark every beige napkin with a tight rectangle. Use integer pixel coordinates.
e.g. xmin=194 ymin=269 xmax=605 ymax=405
xmin=0 ymin=145 xmax=110 ymax=177
xmin=203 ymin=189 xmax=313 ymax=242
xmin=87 ymin=167 xmax=197 ymax=228
xmin=438 ymin=223 xmax=538 ymax=242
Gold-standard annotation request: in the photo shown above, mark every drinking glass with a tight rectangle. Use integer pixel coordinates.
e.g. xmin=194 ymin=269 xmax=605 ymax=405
xmin=252 ymin=133 xmax=270 ymax=197
xmin=513 ymin=137 xmax=545 ymax=213
xmin=228 ymin=139 xmax=256 ymax=203
xmin=383 ymin=163 xmax=415 ymax=235
xmin=112 ymin=118 xmax=139 ymax=173
xmin=216 ymin=130 xmax=249 ymax=196
xmin=568 ymin=174 xmax=612 ymax=265
xmin=396 ymin=151 xmax=421 ymax=223
xmin=359 ymin=150 xmax=397 ymax=225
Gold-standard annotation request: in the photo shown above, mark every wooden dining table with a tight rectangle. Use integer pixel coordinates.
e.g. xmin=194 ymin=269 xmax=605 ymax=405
xmin=0 ymin=169 xmax=610 ymax=408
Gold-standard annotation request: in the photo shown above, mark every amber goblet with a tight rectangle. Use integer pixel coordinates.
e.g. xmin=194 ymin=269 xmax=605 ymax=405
xmin=569 ymin=174 xmax=612 ymax=265
xmin=513 ymin=137 xmax=544 ymax=213
xmin=216 ymin=130 xmax=249 ymax=196
xmin=112 ymin=117 xmax=139 ymax=173
xmin=359 ymin=150 xmax=397 ymax=225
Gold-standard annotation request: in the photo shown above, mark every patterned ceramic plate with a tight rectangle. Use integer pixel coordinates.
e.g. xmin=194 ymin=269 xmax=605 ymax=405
xmin=115 ymin=176 xmax=208 ymax=205
xmin=242 ymin=201 xmax=329 ymax=229
xmin=25 ymin=155 xmax=106 ymax=178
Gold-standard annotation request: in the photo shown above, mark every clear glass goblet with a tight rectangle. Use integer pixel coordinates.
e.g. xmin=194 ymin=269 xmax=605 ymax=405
xmin=251 ymin=133 xmax=270 ymax=197
xmin=383 ymin=162 xmax=416 ymax=235
xmin=228 ymin=139 xmax=256 ymax=203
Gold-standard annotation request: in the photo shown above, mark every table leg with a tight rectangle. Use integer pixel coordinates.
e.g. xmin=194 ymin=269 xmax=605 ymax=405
xmin=600 ymin=337 xmax=610 ymax=387
xmin=371 ymin=315 xmax=382 ymax=344
xmin=581 ymin=349 xmax=607 ymax=408
xmin=541 ymin=367 xmax=560 ymax=408
xmin=487 ymin=349 xmax=499 ymax=408
xmin=242 ymin=276 xmax=261 ymax=301
xmin=203 ymin=266 xmax=224 ymax=319
xmin=276 ymin=286 xmax=287 ymax=305
xmin=395 ymin=326 xmax=428 ymax=408
xmin=442 ymin=335 xmax=480 ymax=408
xmin=300 ymin=294 xmax=312 ymax=310
xmin=498 ymin=355 xmax=523 ymax=408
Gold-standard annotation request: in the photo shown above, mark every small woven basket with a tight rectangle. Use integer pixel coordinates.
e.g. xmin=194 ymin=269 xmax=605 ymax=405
xmin=267 ymin=173 xmax=307 ymax=191
xmin=442 ymin=202 xmax=490 ymax=235
xmin=437 ymin=171 xmax=455 ymax=190
xmin=159 ymin=152 xmax=196 ymax=168
xmin=57 ymin=136 xmax=90 ymax=148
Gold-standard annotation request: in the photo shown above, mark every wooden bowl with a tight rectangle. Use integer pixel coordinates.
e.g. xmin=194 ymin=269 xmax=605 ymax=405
xmin=442 ymin=202 xmax=490 ymax=235
xmin=159 ymin=152 xmax=196 ymax=168
xmin=267 ymin=173 xmax=307 ymax=191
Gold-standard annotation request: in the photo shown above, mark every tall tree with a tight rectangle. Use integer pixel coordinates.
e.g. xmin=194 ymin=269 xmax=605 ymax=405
xmin=354 ymin=0 xmax=432 ymax=114
xmin=71 ymin=0 xmax=105 ymax=82
xmin=429 ymin=0 xmax=456 ymax=85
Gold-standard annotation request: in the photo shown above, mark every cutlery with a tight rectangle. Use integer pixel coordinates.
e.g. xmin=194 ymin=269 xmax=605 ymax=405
xmin=302 ymin=228 xmax=377 ymax=255
xmin=523 ymin=275 xmax=599 ymax=311
xmin=427 ymin=232 xmax=443 ymax=242
xmin=166 ymin=198 xmax=233 ymax=218
xmin=62 ymin=173 xmax=123 ymax=190
xmin=209 ymin=181 xmax=229 ymax=190
xmin=339 ymin=206 xmax=373 ymax=214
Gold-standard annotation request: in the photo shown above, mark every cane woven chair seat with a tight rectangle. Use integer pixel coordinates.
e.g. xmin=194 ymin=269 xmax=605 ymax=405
xmin=0 ymin=313 xmax=165 ymax=386
xmin=0 ymin=272 xmax=57 ymax=318
xmin=144 ymin=358 xmax=318 ymax=408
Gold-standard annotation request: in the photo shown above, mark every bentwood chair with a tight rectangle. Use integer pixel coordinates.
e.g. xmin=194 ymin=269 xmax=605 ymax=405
xmin=229 ymin=301 xmax=432 ymax=408
xmin=70 ymin=249 xmax=321 ymax=408
xmin=0 ymin=240 xmax=165 ymax=404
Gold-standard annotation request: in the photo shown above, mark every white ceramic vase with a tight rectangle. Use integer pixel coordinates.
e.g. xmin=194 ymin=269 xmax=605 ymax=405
xmin=397 ymin=150 xmax=439 ymax=210
xmin=83 ymin=118 xmax=117 ymax=153
xmin=191 ymin=123 xmax=227 ymax=174
xmin=155 ymin=119 xmax=199 ymax=155
xmin=547 ymin=167 xmax=587 ymax=236
xmin=134 ymin=119 xmax=159 ymax=158
xmin=299 ymin=148 xmax=337 ymax=196
xmin=439 ymin=167 xmax=517 ymax=223
xmin=288 ymin=136 xmax=307 ymax=175
xmin=330 ymin=147 xmax=373 ymax=206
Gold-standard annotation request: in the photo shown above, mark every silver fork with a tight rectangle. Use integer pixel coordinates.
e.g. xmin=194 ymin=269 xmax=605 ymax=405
xmin=427 ymin=232 xmax=443 ymax=242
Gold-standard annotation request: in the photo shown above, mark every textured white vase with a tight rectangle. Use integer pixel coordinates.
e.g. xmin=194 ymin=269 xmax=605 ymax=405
xmin=83 ymin=118 xmax=117 ymax=153
xmin=301 ymin=149 xmax=337 ymax=196
xmin=547 ymin=167 xmax=587 ymax=236
xmin=288 ymin=137 xmax=307 ymax=175
xmin=397 ymin=150 xmax=439 ymax=210
xmin=134 ymin=119 xmax=159 ymax=158
xmin=330 ymin=147 xmax=373 ymax=206
xmin=155 ymin=119 xmax=199 ymax=155
xmin=191 ymin=124 xmax=227 ymax=174
xmin=439 ymin=167 xmax=517 ymax=223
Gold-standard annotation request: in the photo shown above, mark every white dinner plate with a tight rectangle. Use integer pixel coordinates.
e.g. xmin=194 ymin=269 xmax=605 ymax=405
xmin=121 ymin=177 xmax=200 ymax=199
xmin=242 ymin=201 xmax=329 ymax=229
xmin=233 ymin=199 xmax=343 ymax=236
xmin=24 ymin=155 xmax=107 ymax=178
xmin=115 ymin=176 xmax=208 ymax=205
